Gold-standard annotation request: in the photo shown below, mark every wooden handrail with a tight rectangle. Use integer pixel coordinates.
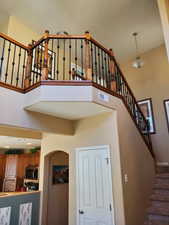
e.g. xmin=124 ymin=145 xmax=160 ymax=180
xmin=0 ymin=33 xmax=29 ymax=50
xmin=112 ymin=56 xmax=149 ymax=126
xmin=49 ymin=34 xmax=86 ymax=39
xmin=90 ymin=37 xmax=113 ymax=56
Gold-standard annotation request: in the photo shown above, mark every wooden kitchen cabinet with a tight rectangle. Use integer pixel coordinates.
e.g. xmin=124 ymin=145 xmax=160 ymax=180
xmin=3 ymin=152 xmax=40 ymax=192
xmin=0 ymin=154 xmax=6 ymax=191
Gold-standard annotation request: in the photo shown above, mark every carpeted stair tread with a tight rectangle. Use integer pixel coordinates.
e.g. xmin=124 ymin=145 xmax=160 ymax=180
xmin=148 ymin=206 xmax=169 ymax=216
xmin=154 ymin=183 xmax=169 ymax=190
xmin=156 ymin=174 xmax=169 ymax=179
xmin=144 ymin=220 xmax=169 ymax=225
xmin=151 ymin=194 xmax=169 ymax=202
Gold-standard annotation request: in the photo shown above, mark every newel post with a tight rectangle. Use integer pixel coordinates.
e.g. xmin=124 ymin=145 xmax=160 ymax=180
xmin=42 ymin=30 xmax=49 ymax=80
xmin=109 ymin=49 xmax=116 ymax=92
xmin=24 ymin=44 xmax=33 ymax=89
xmin=85 ymin=31 xmax=92 ymax=80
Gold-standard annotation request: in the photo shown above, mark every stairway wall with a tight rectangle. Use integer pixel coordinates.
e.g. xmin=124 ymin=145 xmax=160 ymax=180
xmin=122 ymin=45 xmax=169 ymax=162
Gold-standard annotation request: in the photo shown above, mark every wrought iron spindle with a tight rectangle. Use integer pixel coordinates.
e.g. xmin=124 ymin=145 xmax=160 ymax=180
xmin=69 ymin=39 xmax=72 ymax=80
xmin=21 ymin=50 xmax=26 ymax=88
xmin=63 ymin=39 xmax=66 ymax=80
xmin=51 ymin=39 xmax=54 ymax=80
xmin=94 ymin=44 xmax=98 ymax=84
xmin=90 ymin=42 xmax=94 ymax=81
xmin=98 ymin=47 xmax=101 ymax=85
xmin=5 ymin=41 xmax=12 ymax=83
xmin=11 ymin=44 xmax=16 ymax=85
xmin=56 ymin=39 xmax=60 ymax=80
xmin=101 ymin=50 xmax=105 ymax=87
xmin=0 ymin=39 xmax=6 ymax=79
xmin=104 ymin=52 xmax=108 ymax=88
xmin=81 ymin=40 xmax=84 ymax=77
xmin=16 ymin=47 xmax=21 ymax=87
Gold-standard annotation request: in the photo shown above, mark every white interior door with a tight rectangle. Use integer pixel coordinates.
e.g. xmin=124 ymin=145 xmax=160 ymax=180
xmin=77 ymin=146 xmax=114 ymax=225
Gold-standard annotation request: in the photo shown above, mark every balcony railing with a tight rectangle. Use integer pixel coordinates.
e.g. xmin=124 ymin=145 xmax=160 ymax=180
xmin=0 ymin=31 xmax=154 ymax=157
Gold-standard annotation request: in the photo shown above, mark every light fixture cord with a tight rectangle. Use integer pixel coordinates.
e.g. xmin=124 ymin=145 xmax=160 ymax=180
xmin=133 ymin=33 xmax=139 ymax=57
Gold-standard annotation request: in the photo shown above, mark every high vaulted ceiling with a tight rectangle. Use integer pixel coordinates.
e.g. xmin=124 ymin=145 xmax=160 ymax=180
xmin=0 ymin=0 xmax=164 ymax=61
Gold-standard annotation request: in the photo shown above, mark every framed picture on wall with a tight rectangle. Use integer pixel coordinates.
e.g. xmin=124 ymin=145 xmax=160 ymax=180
xmin=137 ymin=98 xmax=156 ymax=134
xmin=164 ymin=99 xmax=169 ymax=132
xmin=52 ymin=165 xmax=69 ymax=184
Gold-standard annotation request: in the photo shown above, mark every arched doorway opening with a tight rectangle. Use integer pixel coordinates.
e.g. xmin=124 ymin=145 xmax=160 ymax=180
xmin=45 ymin=151 xmax=69 ymax=225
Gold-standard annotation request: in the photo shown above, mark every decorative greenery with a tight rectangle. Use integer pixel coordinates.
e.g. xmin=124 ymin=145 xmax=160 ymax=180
xmin=5 ymin=149 xmax=24 ymax=155
xmin=29 ymin=146 xmax=41 ymax=154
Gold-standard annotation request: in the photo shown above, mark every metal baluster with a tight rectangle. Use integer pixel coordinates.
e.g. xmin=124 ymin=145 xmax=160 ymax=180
xmin=39 ymin=43 xmax=43 ymax=81
xmin=53 ymin=40 xmax=56 ymax=80
xmin=94 ymin=44 xmax=98 ymax=84
xmin=16 ymin=47 xmax=21 ymax=87
xmin=51 ymin=39 xmax=54 ymax=80
xmin=35 ymin=46 xmax=40 ymax=83
xmin=75 ymin=39 xmax=77 ymax=80
xmin=81 ymin=40 xmax=84 ymax=77
xmin=63 ymin=39 xmax=66 ymax=80
xmin=107 ymin=55 xmax=111 ymax=89
xmin=104 ymin=53 xmax=108 ymax=88
xmin=101 ymin=50 xmax=105 ymax=87
xmin=5 ymin=41 xmax=11 ymax=83
xmin=11 ymin=44 xmax=16 ymax=85
xmin=33 ymin=47 xmax=37 ymax=84
xmin=98 ymin=47 xmax=101 ymax=85
xmin=69 ymin=39 xmax=72 ymax=80
xmin=90 ymin=42 xmax=94 ymax=81
xmin=21 ymin=50 xmax=26 ymax=88
xmin=0 ymin=39 xmax=6 ymax=79
xmin=57 ymin=39 xmax=60 ymax=80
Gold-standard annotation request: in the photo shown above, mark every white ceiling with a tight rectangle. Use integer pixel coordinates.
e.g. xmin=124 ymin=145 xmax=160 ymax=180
xmin=0 ymin=0 xmax=164 ymax=61
xmin=0 ymin=136 xmax=41 ymax=149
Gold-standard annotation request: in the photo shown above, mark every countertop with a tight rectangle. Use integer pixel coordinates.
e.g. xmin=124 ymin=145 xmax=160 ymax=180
xmin=0 ymin=191 xmax=40 ymax=198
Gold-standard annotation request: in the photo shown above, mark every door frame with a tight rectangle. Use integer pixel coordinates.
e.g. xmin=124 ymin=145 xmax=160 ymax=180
xmin=75 ymin=145 xmax=115 ymax=225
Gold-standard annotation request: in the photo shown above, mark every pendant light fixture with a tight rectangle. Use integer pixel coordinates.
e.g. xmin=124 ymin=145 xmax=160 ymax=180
xmin=132 ymin=32 xmax=144 ymax=69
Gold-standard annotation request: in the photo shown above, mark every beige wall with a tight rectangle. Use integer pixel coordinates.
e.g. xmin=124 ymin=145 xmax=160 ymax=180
xmin=40 ymin=101 xmax=155 ymax=225
xmin=7 ymin=16 xmax=40 ymax=45
xmin=121 ymin=44 xmax=169 ymax=162
xmin=0 ymin=86 xmax=74 ymax=135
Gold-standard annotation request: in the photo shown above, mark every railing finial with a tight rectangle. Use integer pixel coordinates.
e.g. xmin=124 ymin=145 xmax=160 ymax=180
xmin=44 ymin=30 xmax=50 ymax=38
xmin=85 ymin=31 xmax=91 ymax=40
xmin=109 ymin=48 xmax=114 ymax=57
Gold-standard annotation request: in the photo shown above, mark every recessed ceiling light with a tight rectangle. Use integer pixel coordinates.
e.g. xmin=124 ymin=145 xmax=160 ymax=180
xmin=5 ymin=146 xmax=10 ymax=149
xmin=26 ymin=143 xmax=32 ymax=145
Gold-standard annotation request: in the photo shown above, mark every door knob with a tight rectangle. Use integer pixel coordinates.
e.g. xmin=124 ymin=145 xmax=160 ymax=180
xmin=79 ymin=210 xmax=84 ymax=214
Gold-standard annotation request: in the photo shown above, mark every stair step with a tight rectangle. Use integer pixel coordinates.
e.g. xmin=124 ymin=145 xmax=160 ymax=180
xmin=156 ymin=174 xmax=169 ymax=179
xmin=148 ymin=206 xmax=169 ymax=216
xmin=144 ymin=220 xmax=169 ymax=225
xmin=151 ymin=194 xmax=169 ymax=202
xmin=154 ymin=183 xmax=169 ymax=190
xmin=156 ymin=166 xmax=169 ymax=174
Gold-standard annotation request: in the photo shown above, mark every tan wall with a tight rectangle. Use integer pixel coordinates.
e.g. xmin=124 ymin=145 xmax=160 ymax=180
xmin=121 ymin=44 xmax=169 ymax=162
xmin=47 ymin=151 xmax=69 ymax=225
xmin=7 ymin=16 xmax=40 ymax=45
xmin=0 ymin=86 xmax=74 ymax=135
xmin=40 ymin=105 xmax=155 ymax=225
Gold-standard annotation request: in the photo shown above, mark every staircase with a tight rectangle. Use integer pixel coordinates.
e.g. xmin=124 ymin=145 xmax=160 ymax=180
xmin=144 ymin=166 xmax=169 ymax=225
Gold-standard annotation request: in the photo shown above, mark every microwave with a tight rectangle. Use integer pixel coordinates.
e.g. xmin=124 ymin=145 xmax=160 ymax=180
xmin=25 ymin=165 xmax=39 ymax=180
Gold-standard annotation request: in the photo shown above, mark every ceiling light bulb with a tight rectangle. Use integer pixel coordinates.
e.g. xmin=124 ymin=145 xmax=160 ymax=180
xmin=132 ymin=56 xmax=144 ymax=69
xmin=5 ymin=146 xmax=10 ymax=148
xmin=26 ymin=143 xmax=32 ymax=145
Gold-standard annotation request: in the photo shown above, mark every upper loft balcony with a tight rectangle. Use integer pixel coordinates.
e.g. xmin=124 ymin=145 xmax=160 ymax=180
xmin=0 ymin=31 xmax=153 ymax=155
